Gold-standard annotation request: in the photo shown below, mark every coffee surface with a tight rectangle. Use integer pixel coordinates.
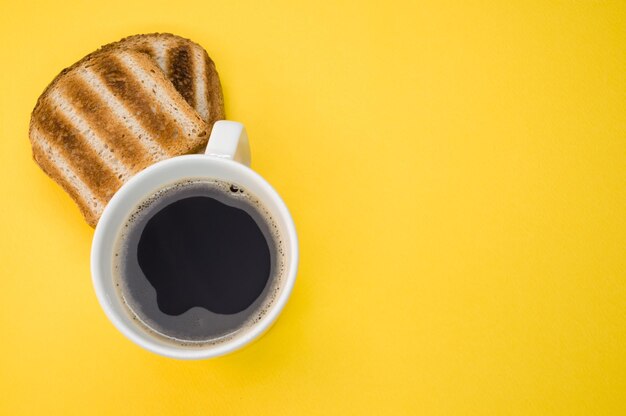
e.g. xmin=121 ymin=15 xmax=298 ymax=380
xmin=113 ymin=180 xmax=284 ymax=346
xmin=137 ymin=195 xmax=271 ymax=315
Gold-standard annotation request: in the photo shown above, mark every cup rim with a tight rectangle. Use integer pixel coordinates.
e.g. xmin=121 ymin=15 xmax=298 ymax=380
xmin=91 ymin=155 xmax=298 ymax=359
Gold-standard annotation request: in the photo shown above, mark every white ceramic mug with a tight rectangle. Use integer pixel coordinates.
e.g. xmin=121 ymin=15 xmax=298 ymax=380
xmin=91 ymin=121 xmax=298 ymax=359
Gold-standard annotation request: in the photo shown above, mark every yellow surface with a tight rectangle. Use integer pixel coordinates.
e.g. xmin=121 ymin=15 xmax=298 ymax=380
xmin=1 ymin=0 xmax=625 ymax=414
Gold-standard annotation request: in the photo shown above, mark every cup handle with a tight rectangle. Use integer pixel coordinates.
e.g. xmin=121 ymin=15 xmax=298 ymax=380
xmin=205 ymin=121 xmax=251 ymax=167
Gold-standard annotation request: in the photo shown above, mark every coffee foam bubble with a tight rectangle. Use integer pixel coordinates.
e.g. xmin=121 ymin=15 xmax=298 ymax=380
xmin=112 ymin=179 xmax=287 ymax=349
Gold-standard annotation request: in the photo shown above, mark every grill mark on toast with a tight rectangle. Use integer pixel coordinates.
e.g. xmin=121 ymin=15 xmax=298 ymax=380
xmin=168 ymin=44 xmax=195 ymax=108
xmin=31 ymin=126 xmax=105 ymax=218
xmin=78 ymin=65 xmax=169 ymax=159
xmin=116 ymin=51 xmax=203 ymax=142
xmin=191 ymin=46 xmax=209 ymax=121
xmin=49 ymin=89 xmax=132 ymax=182
xmin=59 ymin=75 xmax=155 ymax=173
xmin=32 ymin=103 xmax=122 ymax=201
xmin=115 ymin=34 xmax=223 ymax=127
xmin=88 ymin=54 xmax=188 ymax=152
xmin=134 ymin=45 xmax=155 ymax=59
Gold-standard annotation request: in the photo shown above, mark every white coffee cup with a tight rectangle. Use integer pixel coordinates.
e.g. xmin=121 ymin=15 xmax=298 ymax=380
xmin=91 ymin=121 xmax=298 ymax=359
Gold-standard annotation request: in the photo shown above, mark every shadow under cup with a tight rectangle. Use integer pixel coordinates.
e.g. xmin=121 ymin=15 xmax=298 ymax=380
xmin=91 ymin=155 xmax=298 ymax=359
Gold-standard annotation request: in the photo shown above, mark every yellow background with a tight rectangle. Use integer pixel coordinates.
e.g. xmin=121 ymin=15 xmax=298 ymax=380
xmin=1 ymin=0 xmax=625 ymax=414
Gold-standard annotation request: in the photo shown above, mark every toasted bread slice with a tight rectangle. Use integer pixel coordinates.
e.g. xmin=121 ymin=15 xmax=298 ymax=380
xmin=106 ymin=33 xmax=225 ymax=132
xmin=29 ymin=49 xmax=207 ymax=227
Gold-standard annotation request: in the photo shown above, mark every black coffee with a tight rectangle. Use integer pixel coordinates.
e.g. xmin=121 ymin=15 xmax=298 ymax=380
xmin=138 ymin=195 xmax=272 ymax=315
xmin=113 ymin=180 xmax=285 ymax=346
